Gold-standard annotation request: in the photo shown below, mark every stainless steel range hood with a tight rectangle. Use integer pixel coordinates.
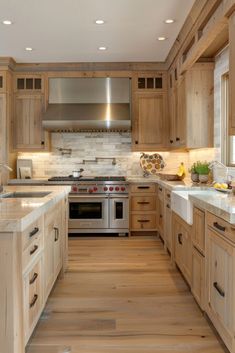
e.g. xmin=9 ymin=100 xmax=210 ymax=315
xmin=42 ymin=77 xmax=131 ymax=132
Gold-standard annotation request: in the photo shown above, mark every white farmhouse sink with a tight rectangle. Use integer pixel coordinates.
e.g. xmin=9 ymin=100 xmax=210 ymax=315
xmin=171 ymin=190 xmax=214 ymax=225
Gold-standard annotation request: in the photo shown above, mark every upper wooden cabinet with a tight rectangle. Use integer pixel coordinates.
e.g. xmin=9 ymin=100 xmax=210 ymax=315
xmin=132 ymin=92 xmax=168 ymax=151
xmin=229 ymin=12 xmax=235 ymax=134
xmin=168 ymin=63 xmax=214 ymax=149
xmin=14 ymin=74 xmax=44 ymax=93
xmin=13 ymin=94 xmax=47 ymax=150
xmin=135 ymin=72 xmax=166 ymax=91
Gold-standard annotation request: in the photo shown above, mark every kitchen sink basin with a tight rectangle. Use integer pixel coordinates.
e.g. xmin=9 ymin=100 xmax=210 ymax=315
xmin=0 ymin=191 xmax=51 ymax=198
xmin=171 ymin=189 xmax=214 ymax=225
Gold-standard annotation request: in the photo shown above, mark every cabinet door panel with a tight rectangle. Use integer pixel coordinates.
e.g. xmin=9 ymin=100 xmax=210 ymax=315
xmin=192 ymin=247 xmax=205 ymax=309
xmin=133 ymin=93 xmax=167 ymax=150
xmin=193 ymin=207 xmax=205 ymax=254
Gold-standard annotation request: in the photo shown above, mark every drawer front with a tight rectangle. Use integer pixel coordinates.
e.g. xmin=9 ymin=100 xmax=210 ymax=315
xmin=131 ymin=214 xmax=156 ymax=230
xmin=24 ymin=256 xmax=43 ymax=342
xmin=131 ymin=195 xmax=156 ymax=211
xmin=130 ymin=183 xmax=156 ymax=194
xmin=22 ymin=234 xmax=43 ymax=272
xmin=22 ymin=216 xmax=43 ymax=250
xmin=207 ymin=212 xmax=235 ymax=243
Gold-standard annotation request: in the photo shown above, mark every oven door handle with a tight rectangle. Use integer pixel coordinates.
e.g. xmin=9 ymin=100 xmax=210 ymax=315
xmin=109 ymin=195 xmax=129 ymax=199
xmin=69 ymin=195 xmax=109 ymax=199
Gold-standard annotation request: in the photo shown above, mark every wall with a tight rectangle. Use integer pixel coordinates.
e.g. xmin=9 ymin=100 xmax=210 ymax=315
xmin=18 ymin=132 xmax=189 ymax=178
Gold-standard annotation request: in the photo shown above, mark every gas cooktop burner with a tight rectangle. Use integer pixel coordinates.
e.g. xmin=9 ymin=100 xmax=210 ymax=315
xmin=48 ymin=176 xmax=126 ymax=182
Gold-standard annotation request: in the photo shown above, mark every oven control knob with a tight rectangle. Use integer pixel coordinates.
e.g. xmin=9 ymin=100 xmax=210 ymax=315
xmin=115 ymin=187 xmax=120 ymax=191
xmin=88 ymin=188 xmax=93 ymax=193
xmin=72 ymin=186 xmax=78 ymax=192
xmin=93 ymin=187 xmax=98 ymax=192
xmin=109 ymin=187 xmax=114 ymax=191
xmin=121 ymin=187 xmax=126 ymax=191
xmin=104 ymin=186 xmax=108 ymax=191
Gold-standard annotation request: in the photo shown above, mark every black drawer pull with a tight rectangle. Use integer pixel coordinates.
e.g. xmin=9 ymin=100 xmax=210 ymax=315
xmin=159 ymin=187 xmax=163 ymax=191
xmin=213 ymin=282 xmax=225 ymax=297
xmin=166 ymin=204 xmax=170 ymax=209
xmin=135 ymin=140 xmax=139 ymax=144
xmin=178 ymin=233 xmax=183 ymax=245
xmin=213 ymin=222 xmax=226 ymax=232
xmin=29 ymin=294 xmax=38 ymax=308
xmin=137 ymin=201 xmax=150 ymax=205
xmin=167 ymin=193 xmax=170 ymax=198
xmin=29 ymin=272 xmax=38 ymax=285
xmin=54 ymin=227 xmax=59 ymax=241
xmin=30 ymin=245 xmax=38 ymax=256
xmin=160 ymin=214 xmax=163 ymax=219
xmin=170 ymin=140 xmax=173 ymax=144
xmin=137 ymin=186 xmax=150 ymax=189
xmin=137 ymin=220 xmax=150 ymax=223
xmin=29 ymin=227 xmax=39 ymax=238
xmin=176 ymin=137 xmax=180 ymax=141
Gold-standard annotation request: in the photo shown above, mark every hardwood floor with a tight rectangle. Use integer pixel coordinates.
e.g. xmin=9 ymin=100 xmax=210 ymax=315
xmin=27 ymin=236 xmax=228 ymax=353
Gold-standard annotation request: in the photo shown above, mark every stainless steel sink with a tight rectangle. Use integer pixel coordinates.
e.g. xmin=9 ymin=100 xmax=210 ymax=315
xmin=0 ymin=191 xmax=51 ymax=198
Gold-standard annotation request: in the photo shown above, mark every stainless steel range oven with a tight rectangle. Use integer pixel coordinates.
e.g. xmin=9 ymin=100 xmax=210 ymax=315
xmin=65 ymin=177 xmax=129 ymax=236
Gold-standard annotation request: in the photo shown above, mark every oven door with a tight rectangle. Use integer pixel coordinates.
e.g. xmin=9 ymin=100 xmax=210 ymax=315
xmin=69 ymin=195 xmax=109 ymax=230
xmin=109 ymin=196 xmax=129 ymax=229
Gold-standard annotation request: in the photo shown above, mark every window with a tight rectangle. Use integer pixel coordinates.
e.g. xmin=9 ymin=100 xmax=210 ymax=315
xmin=221 ymin=73 xmax=235 ymax=166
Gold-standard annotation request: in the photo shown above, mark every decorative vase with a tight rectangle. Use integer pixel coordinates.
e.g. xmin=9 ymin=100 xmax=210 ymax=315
xmin=191 ymin=173 xmax=199 ymax=183
xmin=199 ymin=174 xmax=209 ymax=183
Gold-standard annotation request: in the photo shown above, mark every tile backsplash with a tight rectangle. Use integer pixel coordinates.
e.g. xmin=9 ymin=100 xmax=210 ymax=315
xmin=18 ymin=132 xmax=189 ymax=178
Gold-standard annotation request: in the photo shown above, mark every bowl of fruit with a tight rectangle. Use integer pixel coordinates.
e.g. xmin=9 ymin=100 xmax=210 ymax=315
xmin=212 ymin=182 xmax=232 ymax=193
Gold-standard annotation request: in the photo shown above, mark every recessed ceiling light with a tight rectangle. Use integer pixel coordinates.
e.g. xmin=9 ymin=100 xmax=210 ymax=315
xmin=158 ymin=37 xmax=167 ymax=41
xmin=2 ymin=20 xmax=12 ymax=25
xmin=98 ymin=46 xmax=107 ymax=51
xmin=164 ymin=19 xmax=175 ymax=24
xmin=25 ymin=47 xmax=33 ymax=51
xmin=95 ymin=19 xmax=105 ymax=25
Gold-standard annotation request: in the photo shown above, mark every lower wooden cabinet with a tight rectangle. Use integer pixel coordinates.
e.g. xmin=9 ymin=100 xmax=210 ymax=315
xmin=172 ymin=213 xmax=192 ymax=285
xmin=130 ymin=183 xmax=157 ymax=234
xmin=192 ymin=246 xmax=205 ymax=310
xmin=206 ymin=227 xmax=235 ymax=352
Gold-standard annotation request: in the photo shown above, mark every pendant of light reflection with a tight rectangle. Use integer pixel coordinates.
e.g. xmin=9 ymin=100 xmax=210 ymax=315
xmin=105 ymin=78 xmax=111 ymax=128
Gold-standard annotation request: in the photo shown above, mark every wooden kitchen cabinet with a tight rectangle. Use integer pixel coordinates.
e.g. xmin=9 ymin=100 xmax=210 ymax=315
xmin=130 ymin=183 xmax=158 ymax=234
xmin=44 ymin=201 xmax=63 ymax=299
xmin=13 ymin=94 xmax=47 ymax=150
xmin=168 ymin=63 xmax=214 ymax=149
xmin=132 ymin=92 xmax=168 ymax=151
xmin=229 ymin=12 xmax=235 ymax=134
xmin=206 ymin=226 xmax=235 ymax=352
xmin=172 ymin=212 xmax=192 ymax=285
xmin=192 ymin=207 xmax=205 ymax=254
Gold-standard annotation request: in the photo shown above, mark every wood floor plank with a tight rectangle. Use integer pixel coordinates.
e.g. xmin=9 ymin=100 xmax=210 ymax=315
xmin=27 ymin=236 xmax=228 ymax=353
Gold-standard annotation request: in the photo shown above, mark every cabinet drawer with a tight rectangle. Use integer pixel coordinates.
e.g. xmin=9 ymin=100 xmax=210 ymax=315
xmin=131 ymin=195 xmax=156 ymax=211
xmin=22 ymin=216 xmax=43 ymax=250
xmin=24 ymin=256 xmax=43 ymax=342
xmin=207 ymin=212 xmax=235 ymax=243
xmin=22 ymin=234 xmax=43 ymax=272
xmin=130 ymin=183 xmax=156 ymax=193
xmin=131 ymin=214 xmax=156 ymax=230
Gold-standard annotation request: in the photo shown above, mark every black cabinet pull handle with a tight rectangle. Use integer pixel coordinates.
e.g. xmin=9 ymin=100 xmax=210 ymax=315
xmin=166 ymin=204 xmax=170 ymax=209
xmin=29 ymin=294 xmax=38 ymax=308
xmin=30 ymin=245 xmax=38 ymax=256
xmin=135 ymin=140 xmax=138 ymax=144
xmin=137 ymin=220 xmax=150 ymax=223
xmin=178 ymin=233 xmax=183 ymax=245
xmin=159 ymin=187 xmax=162 ymax=191
xmin=167 ymin=193 xmax=170 ymax=198
xmin=41 ymin=141 xmax=45 ymax=145
xmin=213 ymin=282 xmax=225 ymax=297
xmin=137 ymin=186 xmax=150 ymax=189
xmin=29 ymin=272 xmax=38 ymax=285
xmin=160 ymin=214 xmax=163 ymax=219
xmin=137 ymin=201 xmax=150 ymax=205
xmin=54 ymin=227 xmax=59 ymax=241
xmin=176 ymin=137 xmax=180 ymax=141
xmin=170 ymin=140 xmax=173 ymax=144
xmin=29 ymin=227 xmax=39 ymax=238
xmin=213 ymin=222 xmax=226 ymax=232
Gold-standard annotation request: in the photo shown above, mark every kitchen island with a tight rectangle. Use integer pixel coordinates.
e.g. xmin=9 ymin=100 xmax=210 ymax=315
xmin=0 ymin=185 xmax=70 ymax=353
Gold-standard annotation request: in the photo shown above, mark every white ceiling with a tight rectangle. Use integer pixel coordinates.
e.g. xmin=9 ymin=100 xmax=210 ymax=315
xmin=0 ymin=0 xmax=195 ymax=63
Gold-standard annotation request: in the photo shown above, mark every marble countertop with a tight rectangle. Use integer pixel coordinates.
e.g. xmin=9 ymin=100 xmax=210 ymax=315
xmin=0 ymin=185 xmax=71 ymax=232
xmin=190 ymin=191 xmax=235 ymax=224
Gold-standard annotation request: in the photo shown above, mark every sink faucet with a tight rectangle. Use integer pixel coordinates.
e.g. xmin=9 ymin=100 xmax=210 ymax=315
xmin=0 ymin=163 xmax=13 ymax=193
xmin=208 ymin=160 xmax=232 ymax=183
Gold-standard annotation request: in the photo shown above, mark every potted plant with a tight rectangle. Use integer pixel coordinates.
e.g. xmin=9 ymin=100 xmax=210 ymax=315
xmin=189 ymin=163 xmax=199 ymax=183
xmin=194 ymin=161 xmax=210 ymax=183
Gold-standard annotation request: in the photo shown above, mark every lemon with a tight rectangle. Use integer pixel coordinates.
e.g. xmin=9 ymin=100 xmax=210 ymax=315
xmin=214 ymin=183 xmax=221 ymax=189
xmin=221 ymin=183 xmax=228 ymax=189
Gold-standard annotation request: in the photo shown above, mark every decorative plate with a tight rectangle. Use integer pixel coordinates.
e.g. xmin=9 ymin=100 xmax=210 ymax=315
xmin=140 ymin=153 xmax=166 ymax=175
